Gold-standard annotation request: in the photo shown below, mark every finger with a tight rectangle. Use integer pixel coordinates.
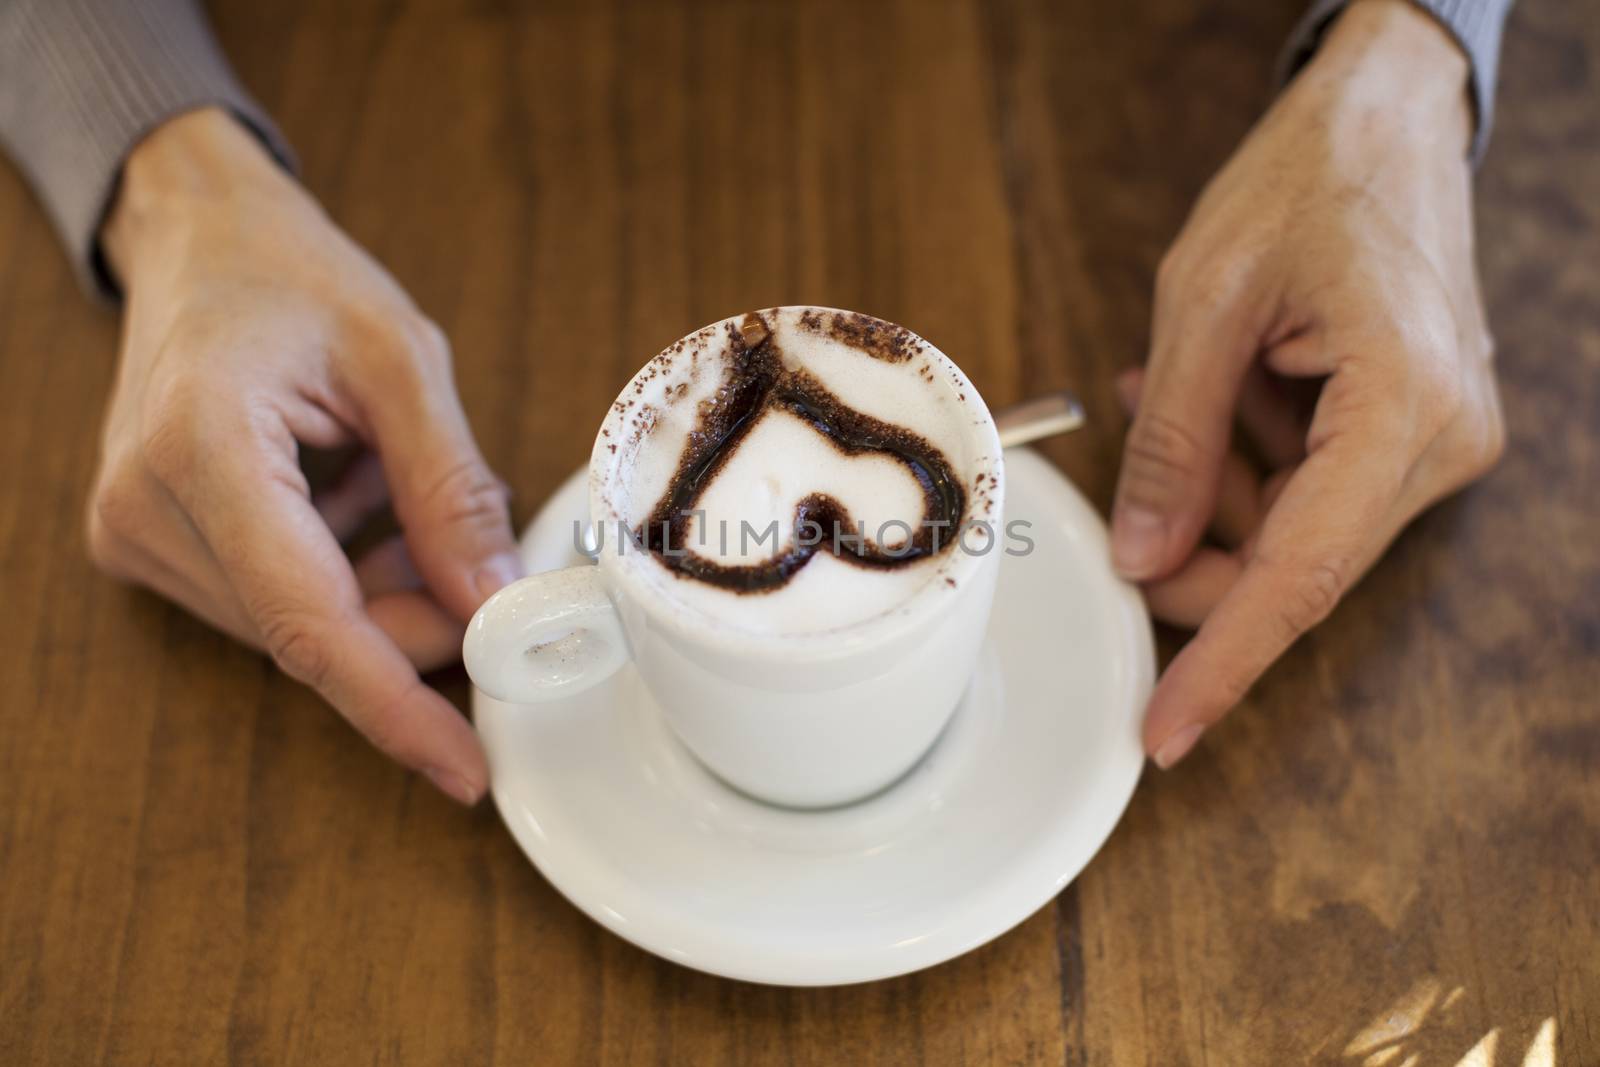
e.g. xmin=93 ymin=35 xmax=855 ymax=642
xmin=354 ymin=535 xmax=425 ymax=597
xmin=166 ymin=420 xmax=488 ymax=805
xmin=1263 ymin=329 xmax=1326 ymax=378
xmin=1117 ymin=367 xmax=1261 ymax=550
xmin=355 ymin=539 xmax=461 ymax=670
xmin=1113 ymin=366 xmax=1145 ymax=415
xmin=367 ymin=592 xmax=464 ymax=674
xmin=1210 ymin=450 xmax=1262 ymax=549
xmin=1141 ymin=381 xmax=1411 ymax=767
xmin=90 ymin=522 xmax=260 ymax=647
xmin=1261 ymin=467 xmax=1294 ymax=512
xmin=313 ymin=451 xmax=390 ymax=543
xmin=1141 ymin=547 xmax=1243 ymax=629
xmin=354 ymin=322 xmax=524 ymax=621
xmin=88 ymin=467 xmax=260 ymax=643
xmin=1236 ymin=364 xmax=1309 ymax=469
xmin=1111 ymin=270 xmax=1258 ymax=581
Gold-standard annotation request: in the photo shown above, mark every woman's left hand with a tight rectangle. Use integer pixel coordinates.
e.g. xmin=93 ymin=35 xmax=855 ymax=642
xmin=1111 ymin=0 xmax=1506 ymax=769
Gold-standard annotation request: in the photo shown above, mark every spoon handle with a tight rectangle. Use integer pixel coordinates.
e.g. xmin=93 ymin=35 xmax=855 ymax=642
xmin=994 ymin=390 xmax=1086 ymax=449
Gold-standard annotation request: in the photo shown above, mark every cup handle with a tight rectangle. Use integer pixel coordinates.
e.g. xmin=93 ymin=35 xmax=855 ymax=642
xmin=463 ymin=566 xmax=629 ymax=703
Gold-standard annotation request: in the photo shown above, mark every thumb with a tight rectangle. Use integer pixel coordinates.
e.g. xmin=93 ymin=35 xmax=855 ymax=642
xmin=360 ymin=320 xmax=524 ymax=622
xmin=1112 ymin=272 xmax=1257 ymax=580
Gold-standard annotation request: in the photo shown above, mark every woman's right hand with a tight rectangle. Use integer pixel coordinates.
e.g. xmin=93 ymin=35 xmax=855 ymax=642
xmin=88 ymin=107 xmax=522 ymax=805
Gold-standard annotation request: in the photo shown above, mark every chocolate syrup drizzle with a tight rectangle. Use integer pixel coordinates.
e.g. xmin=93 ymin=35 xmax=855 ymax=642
xmin=636 ymin=313 xmax=967 ymax=593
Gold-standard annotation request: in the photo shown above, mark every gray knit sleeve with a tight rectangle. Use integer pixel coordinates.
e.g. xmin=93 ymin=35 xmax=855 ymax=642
xmin=0 ymin=0 xmax=294 ymax=297
xmin=1279 ymin=0 xmax=1516 ymax=163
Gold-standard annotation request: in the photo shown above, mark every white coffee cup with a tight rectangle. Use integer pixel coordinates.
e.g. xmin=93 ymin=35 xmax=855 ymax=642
xmin=463 ymin=308 xmax=1004 ymax=808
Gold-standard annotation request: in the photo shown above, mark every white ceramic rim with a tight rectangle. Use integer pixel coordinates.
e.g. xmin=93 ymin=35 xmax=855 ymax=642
xmin=585 ymin=306 xmax=1005 ymax=662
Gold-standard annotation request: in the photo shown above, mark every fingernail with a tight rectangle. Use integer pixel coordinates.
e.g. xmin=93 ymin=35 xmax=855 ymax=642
xmin=424 ymin=766 xmax=483 ymax=806
xmin=1111 ymin=505 xmax=1166 ymax=578
xmin=474 ymin=552 xmax=525 ymax=601
xmin=1153 ymin=723 xmax=1205 ymax=770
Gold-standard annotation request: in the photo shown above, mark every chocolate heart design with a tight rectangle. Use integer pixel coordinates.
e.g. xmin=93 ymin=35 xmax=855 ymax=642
xmin=637 ymin=313 xmax=967 ymax=593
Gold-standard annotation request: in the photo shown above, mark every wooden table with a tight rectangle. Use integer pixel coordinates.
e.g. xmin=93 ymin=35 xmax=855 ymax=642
xmin=2 ymin=1 xmax=1595 ymax=1063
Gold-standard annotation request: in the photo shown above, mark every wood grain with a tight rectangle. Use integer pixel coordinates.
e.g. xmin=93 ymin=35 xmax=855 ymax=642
xmin=1 ymin=0 xmax=1595 ymax=1063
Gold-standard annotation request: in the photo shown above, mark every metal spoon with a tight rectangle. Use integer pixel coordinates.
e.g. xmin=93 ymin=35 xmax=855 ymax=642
xmin=994 ymin=390 xmax=1085 ymax=449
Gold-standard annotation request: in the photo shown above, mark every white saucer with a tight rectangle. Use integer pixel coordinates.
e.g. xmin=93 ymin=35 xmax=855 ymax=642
xmin=474 ymin=447 xmax=1153 ymax=986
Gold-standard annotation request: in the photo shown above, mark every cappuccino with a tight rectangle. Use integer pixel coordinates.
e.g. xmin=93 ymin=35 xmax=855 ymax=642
xmin=592 ymin=308 xmax=1000 ymax=634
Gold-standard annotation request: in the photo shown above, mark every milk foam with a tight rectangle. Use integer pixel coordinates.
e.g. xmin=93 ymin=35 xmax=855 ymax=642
xmin=596 ymin=308 xmax=999 ymax=635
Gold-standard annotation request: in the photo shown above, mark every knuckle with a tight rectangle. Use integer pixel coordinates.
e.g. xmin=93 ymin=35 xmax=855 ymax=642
xmin=1185 ymin=258 xmax=1248 ymax=315
xmin=407 ymin=315 xmax=452 ymax=365
xmin=1153 ymin=247 xmax=1187 ymax=303
xmin=1274 ymin=560 xmax=1347 ymax=640
xmin=258 ymin=607 xmax=335 ymax=689
xmin=1211 ymin=668 xmax=1254 ymax=715
xmin=1156 ymin=247 xmax=1254 ymax=320
xmin=1120 ymin=411 xmax=1210 ymax=507
xmin=1415 ymin=363 xmax=1465 ymax=436
xmin=1475 ymin=406 xmax=1508 ymax=472
xmin=140 ymin=378 xmax=209 ymax=484
xmin=1381 ymin=308 xmax=1463 ymax=433
xmin=1454 ymin=395 xmax=1507 ymax=482
xmin=89 ymin=463 xmax=149 ymax=543
xmin=84 ymin=501 xmax=134 ymax=578
xmin=422 ymin=456 xmax=510 ymax=529
xmin=349 ymin=309 xmax=452 ymax=375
